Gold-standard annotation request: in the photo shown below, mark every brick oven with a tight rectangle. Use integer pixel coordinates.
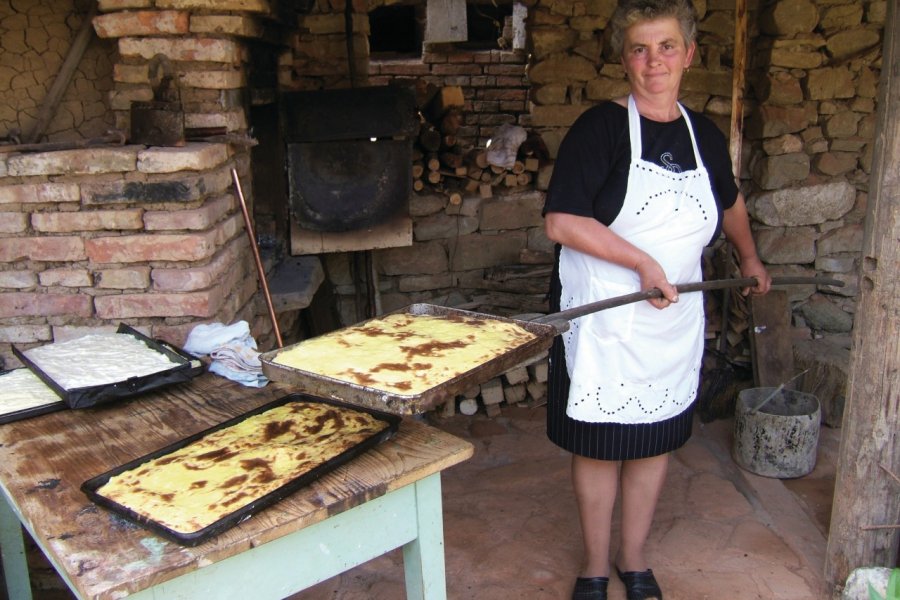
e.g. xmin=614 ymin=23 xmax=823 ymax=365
xmin=0 ymin=0 xmax=285 ymax=370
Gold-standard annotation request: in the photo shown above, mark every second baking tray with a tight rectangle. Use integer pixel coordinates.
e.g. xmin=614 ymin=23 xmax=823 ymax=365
xmin=81 ymin=393 xmax=400 ymax=546
xmin=13 ymin=323 xmax=203 ymax=409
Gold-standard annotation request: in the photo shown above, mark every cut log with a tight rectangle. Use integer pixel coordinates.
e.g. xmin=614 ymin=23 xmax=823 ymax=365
xmin=459 ymin=397 xmax=479 ymax=415
xmin=441 ymin=107 xmax=463 ymax=135
xmin=440 ymin=151 xmax=464 ymax=169
xmin=428 ymin=85 xmax=465 ymax=119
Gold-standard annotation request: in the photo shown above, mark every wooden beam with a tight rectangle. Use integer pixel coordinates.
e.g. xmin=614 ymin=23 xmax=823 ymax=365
xmin=824 ymin=0 xmax=900 ymax=587
xmin=729 ymin=0 xmax=748 ymax=179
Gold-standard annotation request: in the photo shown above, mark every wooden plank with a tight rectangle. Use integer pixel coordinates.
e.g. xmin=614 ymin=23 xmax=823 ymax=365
xmin=425 ymin=0 xmax=467 ymax=43
xmin=749 ymin=290 xmax=794 ymax=387
xmin=825 ymin=0 xmax=900 ymax=585
xmin=290 ymin=214 xmax=412 ymax=255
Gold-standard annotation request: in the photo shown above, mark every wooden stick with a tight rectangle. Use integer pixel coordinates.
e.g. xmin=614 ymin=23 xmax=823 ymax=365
xmin=25 ymin=5 xmax=97 ymax=143
xmin=231 ymin=168 xmax=283 ymax=349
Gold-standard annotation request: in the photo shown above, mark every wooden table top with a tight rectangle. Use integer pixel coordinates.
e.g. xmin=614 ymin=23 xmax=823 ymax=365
xmin=0 ymin=374 xmax=473 ymax=600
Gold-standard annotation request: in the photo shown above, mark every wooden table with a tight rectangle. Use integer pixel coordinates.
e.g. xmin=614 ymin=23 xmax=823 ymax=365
xmin=0 ymin=375 xmax=473 ymax=600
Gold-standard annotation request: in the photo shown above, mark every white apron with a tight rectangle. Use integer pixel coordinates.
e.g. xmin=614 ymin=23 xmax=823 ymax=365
xmin=559 ymin=95 xmax=718 ymax=424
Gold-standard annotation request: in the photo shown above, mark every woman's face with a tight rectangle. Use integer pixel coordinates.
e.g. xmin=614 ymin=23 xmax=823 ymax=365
xmin=621 ymin=17 xmax=695 ymax=99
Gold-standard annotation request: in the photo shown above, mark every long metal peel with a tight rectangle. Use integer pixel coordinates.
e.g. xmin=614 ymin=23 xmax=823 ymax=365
xmin=534 ymin=276 xmax=844 ymax=333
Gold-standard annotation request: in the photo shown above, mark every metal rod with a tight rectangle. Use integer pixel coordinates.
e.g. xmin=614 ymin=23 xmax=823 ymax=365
xmin=535 ymin=276 xmax=844 ymax=326
xmin=231 ymin=168 xmax=283 ymax=349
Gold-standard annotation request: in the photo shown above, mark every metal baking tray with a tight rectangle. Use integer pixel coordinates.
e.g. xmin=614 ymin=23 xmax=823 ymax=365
xmin=260 ymin=304 xmax=558 ymax=416
xmin=0 ymin=368 xmax=67 ymax=425
xmin=13 ymin=323 xmax=203 ymax=410
xmin=81 ymin=393 xmax=400 ymax=546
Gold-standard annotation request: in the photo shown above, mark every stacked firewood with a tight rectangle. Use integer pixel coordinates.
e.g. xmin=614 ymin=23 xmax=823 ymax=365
xmin=411 ymin=84 xmax=548 ymax=200
xmin=439 ymin=350 xmax=549 ymax=418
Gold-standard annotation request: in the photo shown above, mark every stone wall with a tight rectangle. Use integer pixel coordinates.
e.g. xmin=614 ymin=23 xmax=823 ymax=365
xmin=0 ymin=0 xmax=115 ymax=142
xmin=522 ymin=0 xmax=884 ymax=421
xmin=526 ymin=0 xmax=882 ymax=346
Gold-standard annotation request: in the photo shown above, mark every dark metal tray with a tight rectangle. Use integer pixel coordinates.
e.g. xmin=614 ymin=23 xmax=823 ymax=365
xmin=81 ymin=393 xmax=400 ymax=547
xmin=13 ymin=323 xmax=203 ymax=410
xmin=260 ymin=304 xmax=558 ymax=416
xmin=0 ymin=368 xmax=67 ymax=425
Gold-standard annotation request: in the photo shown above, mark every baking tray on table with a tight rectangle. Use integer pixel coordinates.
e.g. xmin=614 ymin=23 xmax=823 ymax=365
xmin=0 ymin=368 xmax=67 ymax=425
xmin=260 ymin=303 xmax=558 ymax=416
xmin=13 ymin=323 xmax=203 ymax=410
xmin=81 ymin=393 xmax=401 ymax=546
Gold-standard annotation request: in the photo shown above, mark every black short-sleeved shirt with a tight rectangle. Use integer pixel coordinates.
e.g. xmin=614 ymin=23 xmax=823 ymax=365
xmin=543 ymin=101 xmax=738 ymax=244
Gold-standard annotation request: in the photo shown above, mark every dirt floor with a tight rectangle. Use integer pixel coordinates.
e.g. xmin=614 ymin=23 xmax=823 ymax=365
xmin=3 ymin=403 xmax=839 ymax=600
xmin=290 ymin=404 xmax=839 ymax=600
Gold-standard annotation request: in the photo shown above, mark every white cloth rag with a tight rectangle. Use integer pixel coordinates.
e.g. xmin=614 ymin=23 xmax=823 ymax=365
xmin=184 ymin=321 xmax=269 ymax=388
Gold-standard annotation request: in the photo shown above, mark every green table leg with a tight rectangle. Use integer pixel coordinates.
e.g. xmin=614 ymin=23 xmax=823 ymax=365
xmin=0 ymin=489 xmax=33 ymax=600
xmin=402 ymin=474 xmax=447 ymax=600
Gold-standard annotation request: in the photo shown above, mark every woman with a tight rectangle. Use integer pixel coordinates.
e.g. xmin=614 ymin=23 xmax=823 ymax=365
xmin=542 ymin=1 xmax=771 ymax=599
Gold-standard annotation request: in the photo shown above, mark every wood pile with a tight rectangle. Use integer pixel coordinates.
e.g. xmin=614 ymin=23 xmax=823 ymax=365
xmin=410 ymin=83 xmax=549 ymax=200
xmin=697 ymin=241 xmax=755 ymax=421
xmin=439 ymin=351 xmax=549 ymax=418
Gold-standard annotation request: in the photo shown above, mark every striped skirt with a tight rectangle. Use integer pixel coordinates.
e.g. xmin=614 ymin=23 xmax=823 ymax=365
xmin=546 ymin=335 xmax=695 ymax=461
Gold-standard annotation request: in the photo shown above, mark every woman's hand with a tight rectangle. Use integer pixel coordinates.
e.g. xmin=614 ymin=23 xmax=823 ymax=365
xmin=635 ymin=255 xmax=679 ymax=310
xmin=739 ymin=254 xmax=771 ymax=296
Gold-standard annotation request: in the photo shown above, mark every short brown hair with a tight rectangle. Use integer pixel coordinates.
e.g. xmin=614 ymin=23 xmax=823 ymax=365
xmin=608 ymin=0 xmax=698 ymax=58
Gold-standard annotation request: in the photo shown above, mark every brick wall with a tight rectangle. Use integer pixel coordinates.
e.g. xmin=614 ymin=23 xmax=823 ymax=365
xmin=370 ymin=46 xmax=529 ymax=149
xmin=0 ymin=144 xmax=265 ymax=369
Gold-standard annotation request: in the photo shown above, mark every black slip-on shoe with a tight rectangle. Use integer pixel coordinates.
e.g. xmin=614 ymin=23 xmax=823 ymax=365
xmin=615 ymin=567 xmax=662 ymax=600
xmin=572 ymin=576 xmax=609 ymax=600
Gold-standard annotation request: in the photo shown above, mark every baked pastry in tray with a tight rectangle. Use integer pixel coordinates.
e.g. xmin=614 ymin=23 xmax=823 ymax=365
xmin=81 ymin=394 xmax=400 ymax=546
xmin=270 ymin=311 xmax=538 ymax=396
xmin=0 ymin=368 xmax=66 ymax=425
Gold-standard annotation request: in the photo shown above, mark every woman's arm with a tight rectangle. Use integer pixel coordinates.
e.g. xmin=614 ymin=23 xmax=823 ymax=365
xmin=721 ymin=194 xmax=771 ymax=295
xmin=545 ymin=211 xmax=679 ymax=309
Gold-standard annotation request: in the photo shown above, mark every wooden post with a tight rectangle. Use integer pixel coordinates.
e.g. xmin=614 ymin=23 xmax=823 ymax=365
xmin=824 ymin=0 xmax=900 ymax=587
xmin=729 ymin=0 xmax=748 ymax=179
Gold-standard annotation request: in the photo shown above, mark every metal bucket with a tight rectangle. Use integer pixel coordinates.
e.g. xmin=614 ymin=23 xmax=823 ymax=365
xmin=733 ymin=387 xmax=821 ymax=478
